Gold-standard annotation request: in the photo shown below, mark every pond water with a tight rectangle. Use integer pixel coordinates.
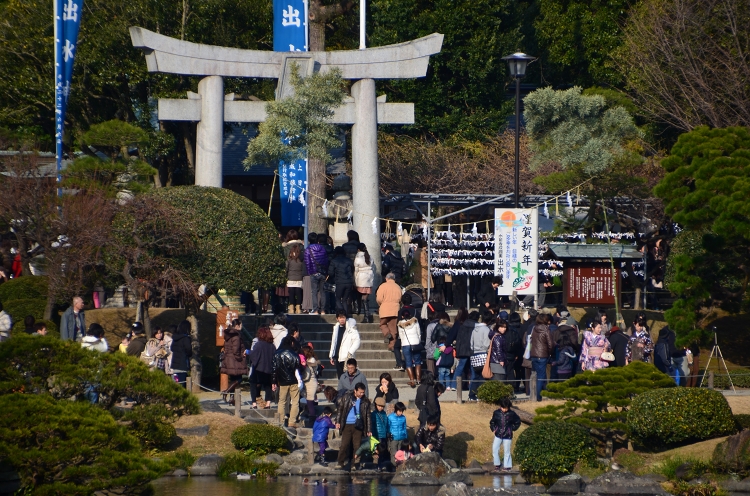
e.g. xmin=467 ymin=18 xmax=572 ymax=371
xmin=151 ymin=474 xmax=515 ymax=496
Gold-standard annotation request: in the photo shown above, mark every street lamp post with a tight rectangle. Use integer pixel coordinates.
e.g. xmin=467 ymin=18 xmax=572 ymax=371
xmin=502 ymin=52 xmax=535 ymax=208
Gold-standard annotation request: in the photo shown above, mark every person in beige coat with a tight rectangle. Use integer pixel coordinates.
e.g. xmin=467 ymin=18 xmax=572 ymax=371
xmin=376 ymin=273 xmax=402 ymax=351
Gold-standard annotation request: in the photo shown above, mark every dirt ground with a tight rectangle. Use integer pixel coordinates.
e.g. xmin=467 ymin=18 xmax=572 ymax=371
xmin=167 ymin=412 xmax=247 ymax=457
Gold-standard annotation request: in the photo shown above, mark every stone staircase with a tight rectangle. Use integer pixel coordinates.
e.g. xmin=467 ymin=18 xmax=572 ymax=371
xmin=241 ymin=314 xmax=413 ymax=386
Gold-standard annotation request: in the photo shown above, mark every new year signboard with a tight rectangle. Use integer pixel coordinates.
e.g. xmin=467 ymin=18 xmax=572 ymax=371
xmin=494 ymin=208 xmax=538 ymax=295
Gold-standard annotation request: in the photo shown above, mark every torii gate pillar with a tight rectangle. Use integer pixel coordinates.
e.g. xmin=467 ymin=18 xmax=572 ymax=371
xmin=195 ymin=76 xmax=224 ymax=187
xmin=351 ymin=79 xmax=379 ymax=263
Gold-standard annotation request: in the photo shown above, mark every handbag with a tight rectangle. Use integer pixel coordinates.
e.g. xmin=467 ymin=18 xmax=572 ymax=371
xmin=523 ymin=335 xmax=532 ymax=360
xmin=482 ymin=338 xmax=494 ymax=379
xmin=469 ymin=331 xmax=487 ymax=368
xmin=323 ymin=281 xmax=336 ymax=292
xmin=353 ymin=401 xmax=364 ymax=430
xmin=601 ymin=351 xmax=616 ymax=362
xmin=470 ymin=352 xmax=487 ymax=368
xmin=403 ymin=328 xmax=425 ymax=353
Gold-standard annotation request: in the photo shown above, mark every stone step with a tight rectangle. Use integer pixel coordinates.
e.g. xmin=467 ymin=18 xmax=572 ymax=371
xmin=305 ymin=339 xmax=391 ymax=351
xmin=297 ymin=332 xmax=389 ymax=342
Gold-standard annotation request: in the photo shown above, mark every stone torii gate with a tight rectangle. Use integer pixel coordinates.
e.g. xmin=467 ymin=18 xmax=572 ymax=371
xmin=129 ymin=26 xmax=443 ymax=274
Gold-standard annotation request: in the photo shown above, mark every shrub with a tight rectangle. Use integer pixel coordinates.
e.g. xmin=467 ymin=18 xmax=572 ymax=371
xmin=123 ymin=404 xmax=177 ymax=448
xmin=736 ymin=414 xmax=750 ymax=431
xmin=0 ymin=394 xmax=167 ymax=494
xmin=217 ymin=453 xmax=279 ymax=478
xmin=2 ymin=298 xmax=46 ymax=327
xmin=537 ymin=361 xmax=675 ymax=454
xmin=714 ymin=371 xmax=750 ymax=389
xmin=0 ymin=275 xmax=48 ymax=302
xmin=628 ymin=388 xmax=736 ymax=448
xmin=477 ymin=380 xmax=514 ymax=404
xmin=231 ymin=424 xmax=288 ymax=454
xmin=149 ymin=186 xmax=286 ymax=293
xmin=11 ymin=319 xmax=57 ymax=337
xmin=514 ymin=420 xmax=596 ymax=484
xmin=0 ymin=336 xmax=199 ymax=448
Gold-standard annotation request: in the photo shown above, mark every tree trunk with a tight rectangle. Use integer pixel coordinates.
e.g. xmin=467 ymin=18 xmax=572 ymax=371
xmin=142 ymin=301 xmax=152 ymax=338
xmin=44 ymin=293 xmax=55 ymax=321
xmin=306 ymin=1 xmax=353 ymax=235
xmin=309 ymin=18 xmax=326 ymax=51
xmin=181 ymin=122 xmax=196 ymax=179
xmin=187 ymin=309 xmax=202 ymax=394
xmin=307 ymin=157 xmax=328 ymax=234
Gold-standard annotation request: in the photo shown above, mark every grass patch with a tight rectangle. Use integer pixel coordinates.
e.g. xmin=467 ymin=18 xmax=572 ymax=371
xmin=573 ymin=459 xmax=607 ymax=480
xmin=613 ymin=449 xmax=648 ymax=475
xmin=654 ymin=455 xmax=711 ymax=481
xmin=161 ymin=450 xmax=196 ymax=471
xmin=217 ymin=453 xmax=279 ymax=478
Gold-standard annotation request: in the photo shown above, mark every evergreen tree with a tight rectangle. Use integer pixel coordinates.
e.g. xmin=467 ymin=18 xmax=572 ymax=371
xmin=654 ymin=126 xmax=750 ymax=341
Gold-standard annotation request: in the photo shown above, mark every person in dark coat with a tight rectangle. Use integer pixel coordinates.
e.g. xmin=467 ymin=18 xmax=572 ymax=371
xmin=170 ymin=320 xmax=193 ymax=388
xmin=248 ymin=326 xmax=276 ymax=409
xmin=341 ymin=230 xmax=360 ymax=261
xmin=220 ymin=319 xmax=247 ymax=405
xmin=415 ymin=373 xmax=445 ymax=427
xmin=607 ymin=325 xmax=629 ymax=367
xmin=381 ymin=244 xmax=406 ymax=284
xmin=476 ymin=276 xmax=501 ymax=312
xmin=304 ymin=232 xmax=329 ymax=315
xmin=327 ymin=246 xmax=355 ymax=316
xmin=454 ymin=311 xmax=479 ymax=399
xmin=373 ymin=372 xmax=400 ymax=404
xmin=125 ymin=322 xmax=147 ymax=356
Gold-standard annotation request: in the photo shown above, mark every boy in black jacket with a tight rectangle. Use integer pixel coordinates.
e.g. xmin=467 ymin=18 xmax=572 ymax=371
xmin=489 ymin=398 xmax=521 ymax=472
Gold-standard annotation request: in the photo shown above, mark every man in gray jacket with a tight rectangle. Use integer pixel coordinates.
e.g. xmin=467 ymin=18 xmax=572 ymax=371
xmin=337 ymin=358 xmax=369 ymax=397
xmin=60 ymin=296 xmax=85 ymax=342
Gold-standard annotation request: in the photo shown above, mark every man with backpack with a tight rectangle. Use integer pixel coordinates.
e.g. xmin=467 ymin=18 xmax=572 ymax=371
xmin=381 ymin=244 xmax=406 ymax=284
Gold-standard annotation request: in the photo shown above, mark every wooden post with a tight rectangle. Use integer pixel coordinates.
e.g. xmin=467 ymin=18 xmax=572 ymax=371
xmin=708 ymin=371 xmax=714 ymax=390
xmin=235 ymin=390 xmax=242 ymax=417
xmin=456 ymin=374 xmax=463 ymax=404
xmin=186 ymin=376 xmax=192 ymax=392
xmin=530 ymin=371 xmax=538 ymax=402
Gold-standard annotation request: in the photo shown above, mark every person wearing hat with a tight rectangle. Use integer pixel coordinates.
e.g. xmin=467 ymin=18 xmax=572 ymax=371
xmin=371 ymin=396 xmax=389 ymax=470
xmin=125 ymin=322 xmax=147 ymax=356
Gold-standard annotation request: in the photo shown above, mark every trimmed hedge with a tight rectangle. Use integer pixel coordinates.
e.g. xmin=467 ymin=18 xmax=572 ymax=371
xmin=714 ymin=371 xmax=750 ymax=389
xmin=231 ymin=424 xmax=288 ymax=454
xmin=477 ymin=380 xmax=514 ymax=404
xmin=514 ymin=420 xmax=596 ymax=484
xmin=735 ymin=414 xmax=750 ymax=431
xmin=149 ymin=186 xmax=286 ymax=293
xmin=628 ymin=388 xmax=736 ymax=447
xmin=0 ymin=276 xmax=48 ymax=302
xmin=3 ymin=299 xmax=46 ymax=327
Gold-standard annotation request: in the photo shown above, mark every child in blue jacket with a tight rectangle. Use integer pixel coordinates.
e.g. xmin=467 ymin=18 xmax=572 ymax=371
xmin=387 ymin=402 xmax=408 ymax=467
xmin=312 ymin=406 xmax=335 ymax=466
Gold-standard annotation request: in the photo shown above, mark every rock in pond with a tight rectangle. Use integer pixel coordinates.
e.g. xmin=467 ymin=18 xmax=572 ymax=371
xmin=189 ymin=454 xmax=225 ymax=476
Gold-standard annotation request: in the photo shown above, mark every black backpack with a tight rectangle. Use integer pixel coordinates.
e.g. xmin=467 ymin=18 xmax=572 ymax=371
xmin=504 ymin=328 xmax=522 ymax=357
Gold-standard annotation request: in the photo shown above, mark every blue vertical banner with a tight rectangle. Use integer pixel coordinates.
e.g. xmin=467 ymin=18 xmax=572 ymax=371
xmin=279 ymin=157 xmax=307 ymax=226
xmin=55 ymin=0 xmax=84 ymax=185
xmin=274 ymin=0 xmax=308 ymax=226
xmin=273 ymin=0 xmax=307 ymax=52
